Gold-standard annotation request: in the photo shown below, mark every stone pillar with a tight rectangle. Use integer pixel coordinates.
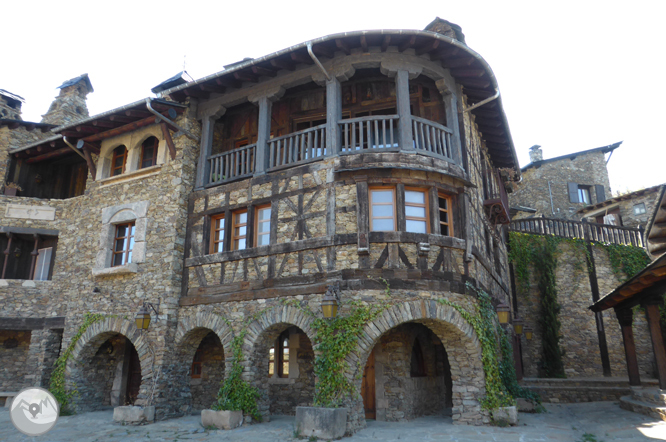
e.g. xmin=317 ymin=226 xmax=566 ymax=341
xmin=435 ymin=78 xmax=462 ymax=165
xmin=196 ymin=106 xmax=225 ymax=188
xmin=23 ymin=329 xmax=63 ymax=388
xmin=615 ymin=307 xmax=641 ymax=386
xmin=325 ymin=77 xmax=342 ymax=156
xmin=249 ymin=87 xmax=284 ymax=176
xmin=395 ymin=70 xmax=413 ymax=152
xmin=643 ymin=296 xmax=666 ymax=389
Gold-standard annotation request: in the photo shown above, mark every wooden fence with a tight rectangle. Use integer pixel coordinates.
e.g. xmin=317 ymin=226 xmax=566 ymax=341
xmin=509 ymin=217 xmax=644 ymax=247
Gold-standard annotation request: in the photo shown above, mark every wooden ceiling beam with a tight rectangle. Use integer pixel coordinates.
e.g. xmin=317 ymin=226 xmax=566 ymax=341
xmin=450 ymin=68 xmax=486 ymax=78
xmin=233 ymin=71 xmax=259 ymax=83
xmin=290 ymin=51 xmax=314 ymax=65
xmin=125 ymin=110 xmax=152 ymax=118
xmin=415 ymin=39 xmax=440 ymax=55
xmin=26 ymin=147 xmax=72 ymax=164
xmin=473 ymin=109 xmax=501 ymax=118
xmin=270 ymin=58 xmax=296 ymax=71
xmin=76 ymin=140 xmax=101 ymax=155
xmin=183 ymin=88 xmax=210 ymax=99
xmin=75 ymin=125 xmax=103 ymax=134
xmin=430 ymin=47 xmax=460 ymax=61
xmin=199 ymin=83 xmax=226 ymax=94
xmin=399 ymin=36 xmax=417 ymax=52
xmin=251 ymin=66 xmax=278 ymax=78
xmin=360 ymin=36 xmax=369 ymax=52
xmin=335 ymin=38 xmax=351 ymax=55
xmin=483 ymin=135 xmax=508 ymax=144
xmin=478 ymin=127 xmax=505 ymax=136
xmin=464 ymin=88 xmax=494 ymax=99
xmin=109 ymin=115 xmax=134 ymax=124
xmin=312 ymin=44 xmax=334 ymax=59
xmin=91 ymin=120 xmax=117 ymax=128
xmin=459 ymin=78 xmax=491 ymax=89
xmin=169 ymin=91 xmax=187 ymax=101
xmin=82 ymin=115 xmax=159 ymax=143
xmin=441 ymin=57 xmax=476 ymax=68
xmin=381 ymin=35 xmax=391 ymax=52
xmin=216 ymin=77 xmax=243 ymax=89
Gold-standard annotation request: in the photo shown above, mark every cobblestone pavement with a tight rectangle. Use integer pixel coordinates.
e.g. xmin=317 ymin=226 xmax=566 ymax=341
xmin=1 ymin=402 xmax=665 ymax=441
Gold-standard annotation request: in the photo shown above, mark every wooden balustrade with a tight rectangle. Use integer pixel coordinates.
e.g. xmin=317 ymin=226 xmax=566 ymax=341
xmin=509 ymin=217 xmax=644 ymax=247
xmin=207 ymin=143 xmax=256 ymax=185
xmin=339 ymin=115 xmax=399 ymax=153
xmin=411 ymin=115 xmax=454 ymax=160
xmin=269 ymin=124 xmax=326 ymax=170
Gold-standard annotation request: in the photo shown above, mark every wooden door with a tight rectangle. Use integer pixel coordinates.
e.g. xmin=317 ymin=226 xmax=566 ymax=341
xmin=361 ymin=348 xmax=376 ymax=419
xmin=125 ymin=345 xmax=141 ymax=405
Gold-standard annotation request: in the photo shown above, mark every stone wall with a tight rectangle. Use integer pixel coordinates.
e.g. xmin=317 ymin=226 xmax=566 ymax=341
xmin=189 ymin=332 xmax=224 ymax=410
xmin=0 ymin=330 xmax=31 ymax=391
xmin=510 ymin=150 xmax=612 ymax=220
xmin=0 ymin=126 xmax=52 ymax=191
xmin=516 ymin=241 xmax=653 ymax=379
xmin=268 ymin=329 xmax=315 ymax=415
xmin=580 ymin=188 xmax=661 ymax=229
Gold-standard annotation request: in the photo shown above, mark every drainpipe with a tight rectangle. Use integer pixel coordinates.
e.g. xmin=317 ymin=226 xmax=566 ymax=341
xmin=463 ymin=88 xmax=500 ymax=113
xmin=62 ymin=136 xmax=87 ymax=160
xmin=306 ymin=42 xmax=331 ymax=81
xmin=144 ymin=99 xmax=200 ymax=142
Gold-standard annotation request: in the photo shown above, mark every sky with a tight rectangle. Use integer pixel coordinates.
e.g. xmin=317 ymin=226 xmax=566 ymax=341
xmin=3 ymin=1 xmax=665 ymax=193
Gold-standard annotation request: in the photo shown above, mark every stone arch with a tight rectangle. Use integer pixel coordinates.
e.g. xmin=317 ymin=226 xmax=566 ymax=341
xmin=243 ymin=305 xmax=317 ymax=418
xmin=349 ymin=300 xmax=485 ymax=427
xmin=66 ymin=317 xmax=154 ymax=412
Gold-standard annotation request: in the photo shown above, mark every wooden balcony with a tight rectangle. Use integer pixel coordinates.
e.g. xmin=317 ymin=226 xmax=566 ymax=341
xmin=509 ymin=217 xmax=645 ymax=247
xmin=483 ymin=169 xmax=510 ymax=225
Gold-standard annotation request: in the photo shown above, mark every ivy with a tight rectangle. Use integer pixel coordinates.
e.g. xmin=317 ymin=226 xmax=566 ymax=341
xmin=605 ymin=243 xmax=651 ymax=282
xmin=49 ymin=312 xmax=106 ymax=415
xmin=498 ymin=326 xmax=542 ymax=407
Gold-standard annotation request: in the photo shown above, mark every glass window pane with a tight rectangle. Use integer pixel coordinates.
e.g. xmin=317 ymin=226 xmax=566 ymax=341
xmin=269 ymin=362 xmax=274 ymax=376
xmin=406 ymin=206 xmax=426 ymax=218
xmin=127 ymin=251 xmax=132 ymax=263
xmin=238 ymin=212 xmax=248 ymax=223
xmin=258 ymin=208 xmax=271 ymax=221
xmin=113 ymin=253 xmax=124 ymax=267
xmin=128 ymin=236 xmax=135 ymax=251
xmin=115 ymin=238 xmax=126 ymax=252
xmin=258 ymin=222 xmax=270 ymax=233
xmin=282 ymin=362 xmax=289 ymax=376
xmin=439 ymin=198 xmax=448 ymax=209
xmin=218 ymin=218 xmax=225 ymax=229
xmin=440 ymin=212 xmax=448 ymax=223
xmin=373 ymin=205 xmax=394 ymax=217
xmin=257 ymin=234 xmax=270 ymax=246
xmin=237 ymin=238 xmax=246 ymax=250
xmin=371 ymin=190 xmax=393 ymax=203
xmin=214 ymin=242 xmax=223 ymax=253
xmin=406 ymin=220 xmax=427 ymax=233
xmin=238 ymin=226 xmax=247 ymax=236
xmin=405 ymin=191 xmax=425 ymax=204
xmin=372 ymin=218 xmax=395 ymax=231
xmin=116 ymin=225 xmax=127 ymax=238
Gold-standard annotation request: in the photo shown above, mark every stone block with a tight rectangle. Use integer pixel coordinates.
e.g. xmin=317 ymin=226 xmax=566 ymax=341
xmin=201 ymin=409 xmax=243 ymax=430
xmin=113 ymin=405 xmax=155 ymax=424
xmin=294 ymin=406 xmax=347 ymax=440
xmin=491 ymin=406 xmax=517 ymax=426
xmin=516 ymin=398 xmax=537 ymax=412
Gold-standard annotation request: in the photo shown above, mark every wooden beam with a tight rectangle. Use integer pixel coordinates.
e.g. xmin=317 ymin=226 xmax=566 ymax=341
xmin=125 ymin=110 xmax=152 ymax=118
xmin=312 ymin=44 xmax=334 ymax=59
xmin=91 ymin=120 xmax=117 ymax=128
xmin=76 ymin=140 xmax=101 ymax=155
xmin=233 ymin=71 xmax=259 ymax=83
xmin=415 ymin=39 xmax=440 ymax=55
xmin=161 ymin=122 xmax=177 ymax=160
xmin=483 ymin=135 xmax=508 ymax=144
xmin=441 ymin=57 xmax=476 ymax=68
xmin=183 ymin=88 xmax=210 ymax=99
xmin=473 ymin=109 xmax=501 ymax=118
xmin=82 ymin=115 xmax=158 ymax=142
xmin=26 ymin=147 xmax=72 ymax=164
xmin=0 ymin=316 xmax=66 ymax=330
xmin=381 ymin=35 xmax=391 ymax=52
xmin=290 ymin=51 xmax=314 ymax=65
xmin=450 ymin=68 xmax=486 ymax=78
xmin=251 ymin=66 xmax=278 ymax=78
xmin=430 ymin=47 xmax=460 ymax=61
xmin=399 ymin=35 xmax=417 ymax=52
xmin=458 ymin=78 xmax=491 ymax=89
xmin=199 ymin=83 xmax=226 ymax=94
xmin=74 ymin=125 xmax=103 ymax=134
xmin=83 ymin=146 xmax=97 ymax=181
xmin=336 ymin=38 xmax=351 ymax=55
xmin=108 ymin=115 xmax=134 ymax=124
xmin=464 ymin=88 xmax=495 ymax=99
xmin=360 ymin=35 xmax=369 ymax=52
xmin=216 ymin=77 xmax=243 ymax=89
xmin=478 ymin=126 xmax=505 ymax=136
xmin=270 ymin=58 xmax=296 ymax=71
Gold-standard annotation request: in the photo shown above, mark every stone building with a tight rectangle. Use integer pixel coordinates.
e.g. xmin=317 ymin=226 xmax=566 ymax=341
xmin=510 ymin=143 xmax=620 ymax=220
xmin=578 ymin=184 xmax=664 ymax=229
xmin=1 ymin=18 xmax=522 ymax=433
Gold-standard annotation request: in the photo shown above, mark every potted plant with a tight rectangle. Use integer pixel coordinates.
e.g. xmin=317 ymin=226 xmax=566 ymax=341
xmin=4 ymin=182 xmax=22 ymax=196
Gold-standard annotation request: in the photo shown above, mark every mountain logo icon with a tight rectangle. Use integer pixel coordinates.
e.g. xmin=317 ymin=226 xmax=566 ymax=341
xmin=9 ymin=387 xmax=60 ymax=436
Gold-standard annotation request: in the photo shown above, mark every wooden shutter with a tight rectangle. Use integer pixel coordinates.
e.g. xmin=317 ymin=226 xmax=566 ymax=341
xmin=568 ymin=182 xmax=579 ymax=203
xmin=595 ymin=185 xmax=606 ymax=203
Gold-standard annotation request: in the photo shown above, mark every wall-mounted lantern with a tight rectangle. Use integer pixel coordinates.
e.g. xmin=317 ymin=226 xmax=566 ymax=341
xmin=135 ymin=299 xmax=160 ymax=330
xmin=524 ymin=326 xmax=533 ymax=341
xmin=496 ymin=303 xmax=510 ymax=324
xmin=321 ymin=283 xmax=340 ymax=319
xmin=513 ymin=317 xmax=524 ymax=335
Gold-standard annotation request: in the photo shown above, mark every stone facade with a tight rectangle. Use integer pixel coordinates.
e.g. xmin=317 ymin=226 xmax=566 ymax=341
xmin=41 ymin=74 xmax=92 ymax=126
xmin=579 ymin=185 xmax=662 ymax=229
xmin=510 ymin=145 xmax=614 ymax=220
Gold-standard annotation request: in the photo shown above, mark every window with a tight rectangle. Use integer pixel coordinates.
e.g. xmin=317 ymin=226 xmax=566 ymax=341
xmin=269 ymin=331 xmax=290 ymax=378
xmin=634 ymin=203 xmax=647 ymax=215
xmin=255 ymin=205 xmax=271 ymax=246
xmin=0 ymin=233 xmax=57 ymax=280
xmin=191 ymin=349 xmax=203 ymax=378
xmin=405 ymin=189 xmax=428 ymax=233
xmin=231 ymin=210 xmax=248 ymax=251
xmin=112 ymin=222 xmax=135 ymax=267
xmin=370 ymin=187 xmax=396 ymax=231
xmin=111 ymin=145 xmax=128 ymax=176
xmin=209 ymin=214 xmax=225 ymax=254
xmin=578 ymin=186 xmax=591 ymax=204
xmin=438 ymin=192 xmax=453 ymax=236
xmin=33 ymin=247 xmax=53 ymax=281
xmin=140 ymin=137 xmax=159 ymax=169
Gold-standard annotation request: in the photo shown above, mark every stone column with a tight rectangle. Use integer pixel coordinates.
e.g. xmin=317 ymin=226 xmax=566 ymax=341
xmin=23 ymin=329 xmax=63 ymax=388
xmin=615 ymin=307 xmax=641 ymax=386
xmin=249 ymin=87 xmax=284 ymax=175
xmin=435 ymin=78 xmax=462 ymax=165
xmin=325 ymin=76 xmax=342 ymax=156
xmin=196 ymin=106 xmax=225 ymax=188
xmin=643 ymin=296 xmax=666 ymax=389
xmin=395 ymin=70 xmax=413 ymax=152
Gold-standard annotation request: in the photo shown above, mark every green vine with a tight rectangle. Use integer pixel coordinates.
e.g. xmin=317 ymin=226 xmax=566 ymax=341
xmin=605 ymin=243 xmax=651 ymax=282
xmin=498 ymin=326 xmax=542 ymax=408
xmin=49 ymin=312 xmax=106 ymax=415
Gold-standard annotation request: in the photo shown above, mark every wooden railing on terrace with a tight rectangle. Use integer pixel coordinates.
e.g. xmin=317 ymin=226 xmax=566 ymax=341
xmin=207 ymin=143 xmax=255 ymax=186
xmin=269 ymin=124 xmax=326 ymax=170
xmin=411 ymin=116 xmax=453 ymax=159
xmin=340 ymin=115 xmax=399 ymax=153
xmin=509 ymin=216 xmax=645 ymax=247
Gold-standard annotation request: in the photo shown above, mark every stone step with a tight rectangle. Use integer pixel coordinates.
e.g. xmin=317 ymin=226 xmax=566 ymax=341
xmin=620 ymin=395 xmax=666 ymax=421
xmin=520 ymin=377 xmax=659 ymax=389
xmin=630 ymin=387 xmax=666 ymax=406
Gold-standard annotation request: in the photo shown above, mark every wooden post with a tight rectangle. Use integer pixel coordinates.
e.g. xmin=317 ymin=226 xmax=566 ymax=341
xmin=196 ymin=114 xmax=216 ymax=188
xmin=395 ymin=70 xmax=413 ymax=152
xmin=254 ymin=96 xmax=272 ymax=175
xmin=82 ymin=148 xmax=97 ymax=181
xmin=29 ymin=234 xmax=40 ymax=280
xmin=643 ymin=297 xmax=666 ymax=389
xmin=586 ymin=241 xmax=612 ymax=376
xmin=160 ymin=122 xmax=177 ymax=160
xmin=325 ymin=76 xmax=341 ymax=156
xmin=615 ymin=307 xmax=641 ymax=386
xmin=2 ymin=233 xmax=13 ymax=279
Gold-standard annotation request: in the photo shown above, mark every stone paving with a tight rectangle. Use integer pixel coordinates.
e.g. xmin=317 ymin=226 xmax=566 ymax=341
xmin=1 ymin=402 xmax=666 ymax=441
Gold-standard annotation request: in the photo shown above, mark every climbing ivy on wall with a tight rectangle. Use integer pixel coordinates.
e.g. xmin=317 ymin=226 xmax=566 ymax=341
xmin=605 ymin=243 xmax=651 ymax=282
xmin=49 ymin=312 xmax=106 ymax=415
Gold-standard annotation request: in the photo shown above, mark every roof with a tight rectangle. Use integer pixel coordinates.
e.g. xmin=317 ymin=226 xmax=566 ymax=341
xmin=522 ymin=142 xmax=622 ymax=172
xmin=57 ymin=73 xmax=94 ymax=93
xmin=0 ymin=119 xmax=55 ymax=132
xmin=0 ymin=89 xmax=25 ymax=104
xmin=151 ymin=72 xmax=191 ymax=94
xmin=161 ymin=28 xmax=520 ymax=171
xmin=577 ymin=184 xmax=663 ymax=214
xmin=645 ymin=186 xmax=666 ymax=260
xmin=590 ymin=252 xmax=666 ymax=312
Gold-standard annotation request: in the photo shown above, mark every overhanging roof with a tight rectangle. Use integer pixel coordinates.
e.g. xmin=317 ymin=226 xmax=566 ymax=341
xmin=0 ymin=119 xmax=55 ymax=132
xmin=162 ymin=29 xmax=520 ymax=171
xmin=577 ymin=184 xmax=663 ymax=214
xmin=645 ymin=186 xmax=666 ymax=260
xmin=522 ymin=142 xmax=622 ymax=172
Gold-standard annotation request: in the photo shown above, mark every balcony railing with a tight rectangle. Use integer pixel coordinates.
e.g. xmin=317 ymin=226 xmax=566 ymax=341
xmin=207 ymin=143 xmax=256 ymax=186
xmin=483 ymin=169 xmax=510 ymax=224
xmin=509 ymin=217 xmax=645 ymax=247
xmin=269 ymin=124 xmax=326 ymax=170
xmin=340 ymin=115 xmax=399 ymax=153
xmin=411 ymin=116 xmax=453 ymax=159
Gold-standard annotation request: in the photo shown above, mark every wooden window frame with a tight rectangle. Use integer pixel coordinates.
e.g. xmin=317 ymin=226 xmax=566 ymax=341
xmin=231 ymin=209 xmax=248 ymax=251
xmin=578 ymin=186 xmax=591 ymax=205
xmin=209 ymin=213 xmax=226 ymax=254
xmin=191 ymin=348 xmax=202 ymax=379
xmin=112 ymin=222 xmax=135 ymax=267
xmin=268 ymin=330 xmax=290 ymax=378
xmin=369 ymin=186 xmax=397 ymax=232
xmin=140 ymin=137 xmax=159 ymax=169
xmin=404 ymin=187 xmax=429 ymax=234
xmin=437 ymin=192 xmax=453 ymax=236
xmin=111 ymin=145 xmax=128 ymax=176
xmin=254 ymin=204 xmax=271 ymax=247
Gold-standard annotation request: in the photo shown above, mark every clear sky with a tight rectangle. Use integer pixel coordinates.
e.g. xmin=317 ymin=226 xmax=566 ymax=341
xmin=3 ymin=1 xmax=664 ymax=193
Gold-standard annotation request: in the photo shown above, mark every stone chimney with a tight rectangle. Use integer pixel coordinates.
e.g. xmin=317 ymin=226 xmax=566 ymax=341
xmin=41 ymin=74 xmax=93 ymax=126
xmin=529 ymin=145 xmax=543 ymax=163
xmin=0 ymin=90 xmax=24 ymax=120
xmin=424 ymin=17 xmax=466 ymax=44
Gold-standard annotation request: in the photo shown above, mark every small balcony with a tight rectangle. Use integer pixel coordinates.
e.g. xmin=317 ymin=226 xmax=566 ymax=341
xmin=483 ymin=169 xmax=510 ymax=225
